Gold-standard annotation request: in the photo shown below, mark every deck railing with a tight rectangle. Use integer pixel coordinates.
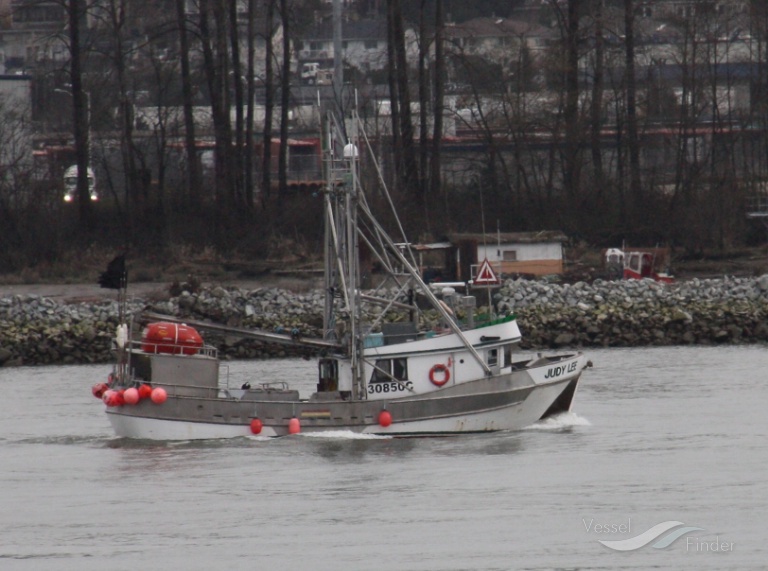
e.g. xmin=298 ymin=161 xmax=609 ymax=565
xmin=127 ymin=339 xmax=219 ymax=358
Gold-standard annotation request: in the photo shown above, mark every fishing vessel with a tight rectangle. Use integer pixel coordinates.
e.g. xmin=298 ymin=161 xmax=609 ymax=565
xmin=94 ymin=112 xmax=590 ymax=440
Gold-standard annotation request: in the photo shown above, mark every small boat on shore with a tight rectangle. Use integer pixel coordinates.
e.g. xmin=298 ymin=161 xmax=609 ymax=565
xmin=94 ymin=111 xmax=590 ymax=440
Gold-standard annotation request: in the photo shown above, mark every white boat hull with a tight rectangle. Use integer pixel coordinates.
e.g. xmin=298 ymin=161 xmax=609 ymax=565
xmin=107 ymin=413 xmax=281 ymax=440
xmin=104 ymin=358 xmax=584 ymax=440
xmin=361 ymin=378 xmax=571 ymax=435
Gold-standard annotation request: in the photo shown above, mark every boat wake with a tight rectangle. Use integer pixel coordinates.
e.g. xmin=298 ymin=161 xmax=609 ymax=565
xmin=526 ymin=411 xmax=591 ymax=432
xmin=244 ymin=435 xmax=273 ymax=442
xmin=298 ymin=430 xmax=392 ymax=440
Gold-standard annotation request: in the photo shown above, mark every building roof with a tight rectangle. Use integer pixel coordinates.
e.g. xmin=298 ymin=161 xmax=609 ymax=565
xmin=449 ymin=231 xmax=568 ymax=244
xmin=443 ymin=17 xmax=553 ymax=41
xmin=301 ymin=18 xmax=390 ymax=42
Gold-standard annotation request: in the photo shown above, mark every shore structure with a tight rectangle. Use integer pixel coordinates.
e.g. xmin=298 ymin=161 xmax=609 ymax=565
xmin=2 ymin=273 xmax=768 ymax=367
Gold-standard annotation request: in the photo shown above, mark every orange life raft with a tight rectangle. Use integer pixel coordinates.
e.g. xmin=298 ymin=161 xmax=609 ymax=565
xmin=141 ymin=322 xmax=203 ymax=355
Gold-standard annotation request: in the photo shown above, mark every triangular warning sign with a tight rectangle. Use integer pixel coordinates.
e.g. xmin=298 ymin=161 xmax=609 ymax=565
xmin=474 ymin=258 xmax=500 ymax=285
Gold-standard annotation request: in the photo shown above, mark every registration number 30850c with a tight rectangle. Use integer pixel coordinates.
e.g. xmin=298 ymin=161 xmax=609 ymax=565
xmin=368 ymin=381 xmax=413 ymax=394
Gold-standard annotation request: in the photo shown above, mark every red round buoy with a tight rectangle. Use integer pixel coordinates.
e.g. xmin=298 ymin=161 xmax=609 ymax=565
xmin=114 ymin=390 xmax=125 ymax=406
xmin=378 ymin=410 xmax=392 ymax=427
xmin=288 ymin=417 xmax=301 ymax=434
xmin=250 ymin=418 xmax=263 ymax=435
xmin=92 ymin=383 xmax=108 ymax=399
xmin=123 ymin=387 xmax=140 ymax=405
xmin=138 ymin=384 xmax=153 ymax=400
xmin=150 ymin=387 xmax=168 ymax=404
xmin=102 ymin=389 xmax=116 ymax=405
xmin=103 ymin=390 xmax=123 ymax=407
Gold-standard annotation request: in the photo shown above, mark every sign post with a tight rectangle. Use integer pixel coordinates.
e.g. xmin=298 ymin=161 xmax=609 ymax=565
xmin=473 ymin=258 xmax=500 ymax=286
xmin=472 ymin=258 xmax=501 ymax=320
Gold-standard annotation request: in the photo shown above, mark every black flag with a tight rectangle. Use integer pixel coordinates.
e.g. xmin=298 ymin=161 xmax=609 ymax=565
xmin=98 ymin=254 xmax=127 ymax=289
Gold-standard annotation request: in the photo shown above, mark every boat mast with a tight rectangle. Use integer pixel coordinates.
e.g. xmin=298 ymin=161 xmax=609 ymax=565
xmin=322 ymin=110 xmax=366 ymax=398
xmin=353 ymin=116 xmax=493 ymax=375
xmin=346 ymin=115 xmax=365 ymax=397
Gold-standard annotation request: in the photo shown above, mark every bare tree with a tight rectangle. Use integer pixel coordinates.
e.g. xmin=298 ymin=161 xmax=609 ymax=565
xmin=386 ymin=0 xmax=402 ymax=183
xmin=199 ymin=0 xmax=235 ymax=212
xmin=623 ymin=0 xmax=642 ymax=215
xmin=430 ymin=0 xmax=444 ymax=200
xmin=175 ymin=0 xmax=203 ymax=207
xmin=417 ymin=0 xmax=429 ymax=201
xmin=387 ymin=0 xmax=419 ymax=204
xmin=67 ymin=0 xmax=94 ymax=229
xmin=563 ymin=0 xmax=582 ymax=201
xmin=244 ymin=0 xmax=258 ymax=207
xmin=91 ymin=0 xmax=147 ymax=221
xmin=589 ymin=0 xmax=605 ymax=187
xmin=229 ymin=0 xmax=246 ymax=202
xmin=262 ymin=0 xmax=276 ymax=201
xmin=278 ymin=0 xmax=291 ymax=199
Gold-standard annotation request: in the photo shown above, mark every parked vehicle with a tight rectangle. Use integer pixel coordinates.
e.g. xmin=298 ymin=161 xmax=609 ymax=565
xmin=300 ymin=62 xmax=332 ymax=85
xmin=63 ymin=165 xmax=98 ymax=202
xmin=605 ymin=247 xmax=674 ymax=283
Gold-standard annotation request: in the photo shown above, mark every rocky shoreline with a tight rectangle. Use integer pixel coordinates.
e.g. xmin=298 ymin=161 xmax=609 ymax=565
xmin=2 ymin=275 xmax=768 ymax=367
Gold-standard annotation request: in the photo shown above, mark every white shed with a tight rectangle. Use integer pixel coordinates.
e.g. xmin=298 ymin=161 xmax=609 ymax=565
xmin=451 ymin=232 xmax=568 ymax=278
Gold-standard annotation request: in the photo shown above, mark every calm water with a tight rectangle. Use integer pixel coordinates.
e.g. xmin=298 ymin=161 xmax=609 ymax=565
xmin=1 ymin=346 xmax=766 ymax=571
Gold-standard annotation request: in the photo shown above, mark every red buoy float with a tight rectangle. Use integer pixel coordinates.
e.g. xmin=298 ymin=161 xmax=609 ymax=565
xmin=123 ymin=387 xmax=140 ymax=405
xmin=141 ymin=322 xmax=203 ymax=355
xmin=150 ymin=387 xmax=168 ymax=404
xmin=378 ymin=410 xmax=392 ymax=427
xmin=138 ymin=384 xmax=153 ymax=400
xmin=429 ymin=363 xmax=451 ymax=387
xmin=288 ymin=418 xmax=301 ymax=434
xmin=102 ymin=389 xmax=116 ymax=406
xmin=92 ymin=383 xmax=108 ymax=399
xmin=103 ymin=390 xmax=123 ymax=407
xmin=250 ymin=418 xmax=263 ymax=434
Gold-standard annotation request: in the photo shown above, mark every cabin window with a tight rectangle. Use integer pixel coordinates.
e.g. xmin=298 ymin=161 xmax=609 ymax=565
xmin=502 ymin=250 xmax=517 ymax=261
xmin=370 ymin=358 xmax=408 ymax=382
xmin=487 ymin=348 xmax=498 ymax=367
xmin=393 ymin=358 xmax=407 ymax=380
xmin=371 ymin=360 xmax=390 ymax=382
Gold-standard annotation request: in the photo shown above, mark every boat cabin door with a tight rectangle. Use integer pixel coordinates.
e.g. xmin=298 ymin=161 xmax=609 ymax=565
xmin=317 ymin=358 xmax=339 ymax=393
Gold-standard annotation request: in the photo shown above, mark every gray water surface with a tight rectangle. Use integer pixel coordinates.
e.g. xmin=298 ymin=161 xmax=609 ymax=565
xmin=1 ymin=346 xmax=765 ymax=570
